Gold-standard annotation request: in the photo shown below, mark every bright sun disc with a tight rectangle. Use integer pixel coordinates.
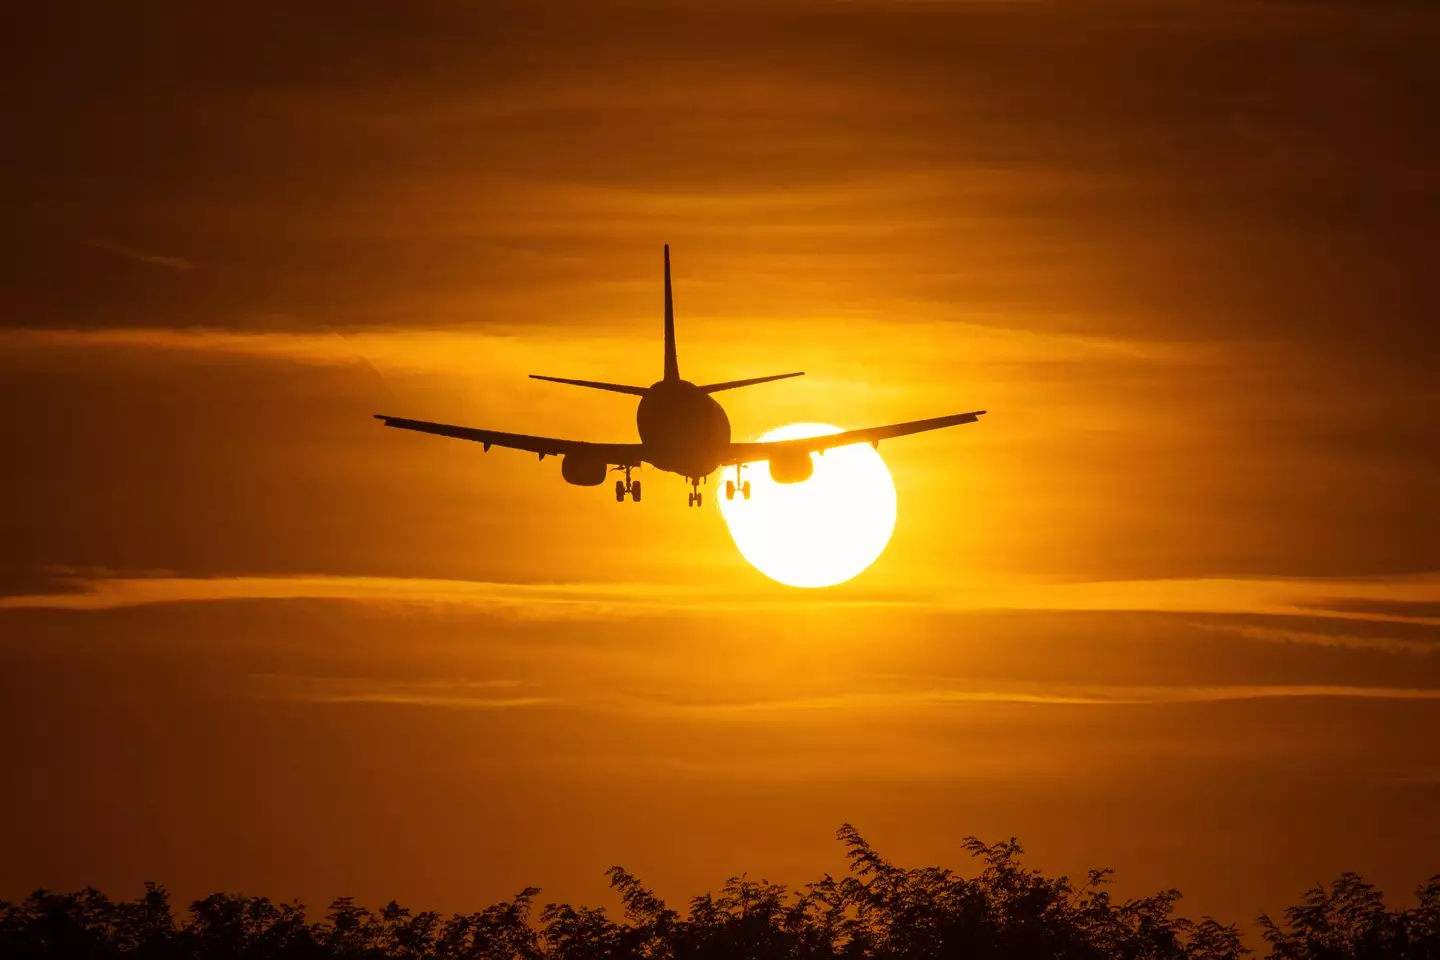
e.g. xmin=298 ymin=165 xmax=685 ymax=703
xmin=718 ymin=423 xmax=898 ymax=588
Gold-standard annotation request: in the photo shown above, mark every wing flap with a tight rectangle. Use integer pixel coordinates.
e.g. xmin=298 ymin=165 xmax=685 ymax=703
xmin=724 ymin=411 xmax=986 ymax=465
xmin=373 ymin=415 xmax=645 ymax=465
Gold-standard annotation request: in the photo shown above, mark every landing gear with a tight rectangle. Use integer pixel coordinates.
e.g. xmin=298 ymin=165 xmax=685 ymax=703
xmin=725 ymin=480 xmax=753 ymax=500
xmin=687 ymin=476 xmax=703 ymax=508
xmin=724 ymin=465 xmax=752 ymax=501
xmin=614 ymin=466 xmax=641 ymax=503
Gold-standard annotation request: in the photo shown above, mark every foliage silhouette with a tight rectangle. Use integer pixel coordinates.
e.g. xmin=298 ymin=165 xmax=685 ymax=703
xmin=3 ymin=825 xmax=1436 ymax=959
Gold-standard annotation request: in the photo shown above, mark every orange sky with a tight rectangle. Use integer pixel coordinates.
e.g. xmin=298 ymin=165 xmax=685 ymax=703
xmin=3 ymin=0 xmax=1439 ymax=937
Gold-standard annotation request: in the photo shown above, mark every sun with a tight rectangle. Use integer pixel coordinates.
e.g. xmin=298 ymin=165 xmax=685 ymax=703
xmin=717 ymin=423 xmax=898 ymax=588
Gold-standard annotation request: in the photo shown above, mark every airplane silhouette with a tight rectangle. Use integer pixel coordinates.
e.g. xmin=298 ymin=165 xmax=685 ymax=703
xmin=375 ymin=246 xmax=986 ymax=506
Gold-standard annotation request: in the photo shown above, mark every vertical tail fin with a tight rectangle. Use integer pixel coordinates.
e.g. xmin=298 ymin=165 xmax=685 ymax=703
xmin=663 ymin=244 xmax=679 ymax=382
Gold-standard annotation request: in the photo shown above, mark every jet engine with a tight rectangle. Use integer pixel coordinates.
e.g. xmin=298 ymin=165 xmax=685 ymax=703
xmin=561 ymin=454 xmax=608 ymax=487
xmin=768 ymin=450 xmax=814 ymax=484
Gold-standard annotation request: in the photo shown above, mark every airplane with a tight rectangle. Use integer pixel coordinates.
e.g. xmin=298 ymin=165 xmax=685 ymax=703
xmin=374 ymin=245 xmax=986 ymax=507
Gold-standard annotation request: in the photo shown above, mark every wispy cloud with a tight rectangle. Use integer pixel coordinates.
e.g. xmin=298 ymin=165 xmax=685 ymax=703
xmin=0 ymin=319 xmax=1185 ymax=373
xmin=244 ymin=671 xmax=1440 ymax=719
xmin=5 ymin=571 xmax=1440 ymax=629
xmin=1189 ymin=621 xmax=1439 ymax=655
xmin=630 ymin=682 xmax=1440 ymax=719
xmin=0 ymin=573 xmax=705 ymax=620
xmin=84 ymin=238 xmax=194 ymax=271
xmin=252 ymin=674 xmax=557 ymax=710
xmin=970 ymin=574 xmax=1440 ymax=628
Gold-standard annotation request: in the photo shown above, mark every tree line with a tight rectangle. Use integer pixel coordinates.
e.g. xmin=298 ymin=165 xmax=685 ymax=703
xmin=3 ymin=824 xmax=1436 ymax=959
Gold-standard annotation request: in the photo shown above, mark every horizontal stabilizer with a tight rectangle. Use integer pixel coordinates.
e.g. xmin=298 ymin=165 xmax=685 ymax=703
xmin=529 ymin=375 xmax=649 ymax=396
xmin=698 ymin=372 xmax=804 ymax=393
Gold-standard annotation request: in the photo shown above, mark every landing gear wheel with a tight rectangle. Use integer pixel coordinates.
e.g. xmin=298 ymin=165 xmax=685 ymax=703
xmin=695 ymin=492 xmax=703 ymax=507
xmin=614 ymin=466 xmax=640 ymax=503
xmin=729 ymin=465 xmax=750 ymax=502
xmin=687 ymin=493 xmax=695 ymax=508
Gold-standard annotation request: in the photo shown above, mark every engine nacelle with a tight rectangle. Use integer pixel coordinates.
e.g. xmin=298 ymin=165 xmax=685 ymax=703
xmin=561 ymin=454 xmax=608 ymax=487
xmin=768 ymin=450 xmax=814 ymax=484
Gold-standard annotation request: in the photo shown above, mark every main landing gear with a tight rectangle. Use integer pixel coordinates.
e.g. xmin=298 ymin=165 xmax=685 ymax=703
xmin=614 ymin=466 xmax=641 ymax=503
xmin=724 ymin=464 xmax=751 ymax=501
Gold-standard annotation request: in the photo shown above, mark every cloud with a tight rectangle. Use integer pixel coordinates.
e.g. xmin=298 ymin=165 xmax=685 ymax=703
xmin=251 ymin=674 xmax=557 ymax=710
xmin=84 ymin=238 xmax=194 ymax=271
xmin=5 ymin=570 xmax=1440 ymax=630
xmin=0 ymin=319 xmax=1185 ymax=374
xmin=243 ymin=671 xmax=1440 ymax=719
xmin=629 ymin=682 xmax=1440 ymax=719
xmin=970 ymin=574 xmax=1440 ymax=627
xmin=1189 ymin=620 xmax=1439 ymax=655
xmin=1304 ymin=598 xmax=1440 ymax=621
xmin=9 ymin=572 xmax=1434 ymax=720
xmin=0 ymin=573 xmax=704 ymax=620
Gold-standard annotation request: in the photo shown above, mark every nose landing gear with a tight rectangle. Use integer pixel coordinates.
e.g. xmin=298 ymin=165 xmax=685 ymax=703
xmin=687 ymin=476 xmax=704 ymax=508
xmin=614 ymin=466 xmax=641 ymax=502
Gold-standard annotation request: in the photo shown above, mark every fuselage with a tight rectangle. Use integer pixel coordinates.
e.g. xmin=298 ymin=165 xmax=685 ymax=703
xmin=636 ymin=379 xmax=730 ymax=478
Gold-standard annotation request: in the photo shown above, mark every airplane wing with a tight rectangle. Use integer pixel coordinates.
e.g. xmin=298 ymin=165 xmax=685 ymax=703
xmin=722 ymin=411 xmax=986 ymax=465
xmin=373 ymin=415 xmax=646 ymax=466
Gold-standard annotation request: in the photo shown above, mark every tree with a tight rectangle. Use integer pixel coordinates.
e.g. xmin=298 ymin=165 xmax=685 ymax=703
xmin=0 ymin=826 xmax=1432 ymax=959
xmin=1260 ymin=872 xmax=1440 ymax=960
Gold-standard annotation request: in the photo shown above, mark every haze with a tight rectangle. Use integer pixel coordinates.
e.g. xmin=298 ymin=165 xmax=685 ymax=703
xmin=2 ymin=0 xmax=1438 ymax=932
